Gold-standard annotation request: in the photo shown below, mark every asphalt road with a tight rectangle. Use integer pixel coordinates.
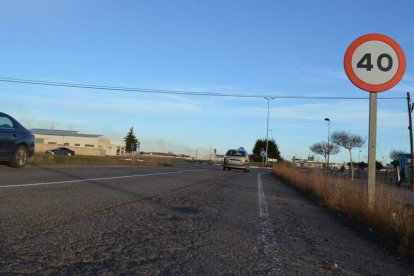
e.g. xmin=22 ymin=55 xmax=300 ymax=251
xmin=1 ymin=163 xmax=413 ymax=275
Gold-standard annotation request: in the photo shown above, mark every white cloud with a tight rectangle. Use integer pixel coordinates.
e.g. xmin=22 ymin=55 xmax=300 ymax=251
xmin=294 ymin=66 xmax=348 ymax=84
xmin=226 ymin=100 xmax=406 ymax=129
xmin=3 ymin=90 xmax=203 ymax=115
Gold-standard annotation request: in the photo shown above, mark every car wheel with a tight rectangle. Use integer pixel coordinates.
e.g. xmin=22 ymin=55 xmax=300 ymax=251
xmin=10 ymin=145 xmax=28 ymax=168
xmin=228 ymin=167 xmax=231 ymax=171
xmin=244 ymin=169 xmax=249 ymax=173
xmin=223 ymin=166 xmax=226 ymax=171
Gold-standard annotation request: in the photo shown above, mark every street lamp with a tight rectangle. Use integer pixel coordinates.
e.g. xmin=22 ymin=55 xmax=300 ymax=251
xmin=265 ymin=97 xmax=275 ymax=166
xmin=324 ymin=118 xmax=330 ymax=174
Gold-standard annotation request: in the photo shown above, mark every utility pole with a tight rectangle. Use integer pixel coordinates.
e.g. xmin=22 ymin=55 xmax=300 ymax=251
xmin=264 ymin=97 xmax=275 ymax=166
xmin=407 ymin=92 xmax=414 ymax=187
xmin=324 ymin=118 xmax=331 ymax=175
xmin=265 ymin=98 xmax=270 ymax=166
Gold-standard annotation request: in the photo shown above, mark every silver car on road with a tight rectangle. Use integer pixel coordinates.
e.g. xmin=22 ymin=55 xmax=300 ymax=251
xmin=223 ymin=148 xmax=250 ymax=172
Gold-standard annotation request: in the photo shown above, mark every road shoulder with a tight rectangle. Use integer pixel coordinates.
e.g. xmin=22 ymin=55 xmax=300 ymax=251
xmin=260 ymin=171 xmax=414 ymax=275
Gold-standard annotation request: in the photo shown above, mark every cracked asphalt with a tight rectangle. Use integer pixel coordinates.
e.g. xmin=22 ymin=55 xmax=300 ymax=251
xmin=0 ymin=163 xmax=413 ymax=275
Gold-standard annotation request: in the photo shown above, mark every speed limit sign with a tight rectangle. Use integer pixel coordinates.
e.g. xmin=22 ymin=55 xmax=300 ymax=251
xmin=344 ymin=33 xmax=406 ymax=207
xmin=344 ymin=33 xmax=406 ymax=92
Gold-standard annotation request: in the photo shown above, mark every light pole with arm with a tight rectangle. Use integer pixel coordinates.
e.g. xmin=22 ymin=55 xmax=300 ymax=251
xmin=265 ymin=97 xmax=275 ymax=166
xmin=324 ymin=118 xmax=330 ymax=174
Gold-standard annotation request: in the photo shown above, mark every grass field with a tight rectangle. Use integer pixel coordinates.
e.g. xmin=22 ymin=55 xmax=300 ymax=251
xmin=28 ymin=153 xmax=177 ymax=167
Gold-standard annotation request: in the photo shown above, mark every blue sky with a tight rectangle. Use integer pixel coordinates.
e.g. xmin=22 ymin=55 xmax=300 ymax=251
xmin=1 ymin=0 xmax=413 ymax=162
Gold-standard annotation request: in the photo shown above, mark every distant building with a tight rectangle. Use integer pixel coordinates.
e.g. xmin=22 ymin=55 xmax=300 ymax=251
xmin=31 ymin=128 xmax=125 ymax=156
xmin=291 ymin=156 xmax=336 ymax=169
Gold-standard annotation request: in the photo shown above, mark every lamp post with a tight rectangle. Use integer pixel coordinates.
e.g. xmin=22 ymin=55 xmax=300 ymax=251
xmin=265 ymin=97 xmax=275 ymax=166
xmin=324 ymin=118 xmax=330 ymax=174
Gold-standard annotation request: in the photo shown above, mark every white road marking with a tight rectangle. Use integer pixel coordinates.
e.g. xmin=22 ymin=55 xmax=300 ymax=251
xmin=257 ymin=172 xmax=281 ymax=274
xmin=0 ymin=169 xmax=206 ymax=189
xmin=258 ymin=173 xmax=274 ymax=248
xmin=258 ymin=173 xmax=271 ymax=218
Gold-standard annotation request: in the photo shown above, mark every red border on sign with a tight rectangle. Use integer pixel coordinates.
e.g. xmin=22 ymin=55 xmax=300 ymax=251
xmin=344 ymin=33 xmax=406 ymax=92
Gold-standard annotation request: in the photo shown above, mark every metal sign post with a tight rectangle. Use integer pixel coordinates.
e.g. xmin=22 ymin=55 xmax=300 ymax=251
xmin=344 ymin=33 xmax=406 ymax=207
xmin=367 ymin=93 xmax=377 ymax=207
xmin=261 ymin=151 xmax=267 ymax=167
xmin=407 ymin=93 xmax=414 ymax=187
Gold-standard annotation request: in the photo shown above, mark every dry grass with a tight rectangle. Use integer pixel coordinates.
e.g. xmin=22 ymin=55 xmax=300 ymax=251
xmin=28 ymin=153 xmax=176 ymax=167
xmin=273 ymin=163 xmax=414 ymax=257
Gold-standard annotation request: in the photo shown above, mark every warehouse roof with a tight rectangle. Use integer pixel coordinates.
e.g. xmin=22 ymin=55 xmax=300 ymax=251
xmin=31 ymin=128 xmax=103 ymax=138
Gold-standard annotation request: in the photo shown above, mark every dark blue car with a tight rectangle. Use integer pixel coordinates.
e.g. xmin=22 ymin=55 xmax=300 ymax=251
xmin=0 ymin=112 xmax=35 ymax=168
xmin=46 ymin=147 xmax=75 ymax=156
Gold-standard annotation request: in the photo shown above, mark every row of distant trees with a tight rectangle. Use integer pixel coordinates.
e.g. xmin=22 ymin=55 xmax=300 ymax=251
xmin=310 ymin=130 xmax=406 ymax=180
xmin=123 ymin=127 xmax=405 ymax=174
xmin=310 ymin=130 xmax=365 ymax=180
xmin=249 ymin=131 xmax=369 ymax=176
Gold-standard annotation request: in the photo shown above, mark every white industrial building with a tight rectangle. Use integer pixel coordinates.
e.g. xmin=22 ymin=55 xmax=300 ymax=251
xmin=31 ymin=129 xmax=126 ymax=156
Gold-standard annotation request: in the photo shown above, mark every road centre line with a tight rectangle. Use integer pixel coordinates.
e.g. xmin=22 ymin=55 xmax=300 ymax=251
xmin=0 ymin=169 xmax=207 ymax=189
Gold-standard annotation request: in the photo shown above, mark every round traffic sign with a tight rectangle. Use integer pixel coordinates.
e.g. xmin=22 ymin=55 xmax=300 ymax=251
xmin=260 ymin=151 xmax=267 ymax=157
xmin=344 ymin=33 xmax=406 ymax=92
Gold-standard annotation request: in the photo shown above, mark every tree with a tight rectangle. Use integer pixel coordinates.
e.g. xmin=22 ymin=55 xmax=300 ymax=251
xmin=309 ymin=141 xmax=340 ymax=164
xmin=389 ymin=149 xmax=404 ymax=161
xmin=389 ymin=149 xmax=404 ymax=168
xmin=376 ymin=161 xmax=384 ymax=171
xmin=356 ymin=161 xmax=368 ymax=170
xmin=331 ymin=130 xmax=366 ymax=180
xmin=124 ymin=127 xmax=140 ymax=153
xmin=252 ymin=138 xmax=281 ymax=162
